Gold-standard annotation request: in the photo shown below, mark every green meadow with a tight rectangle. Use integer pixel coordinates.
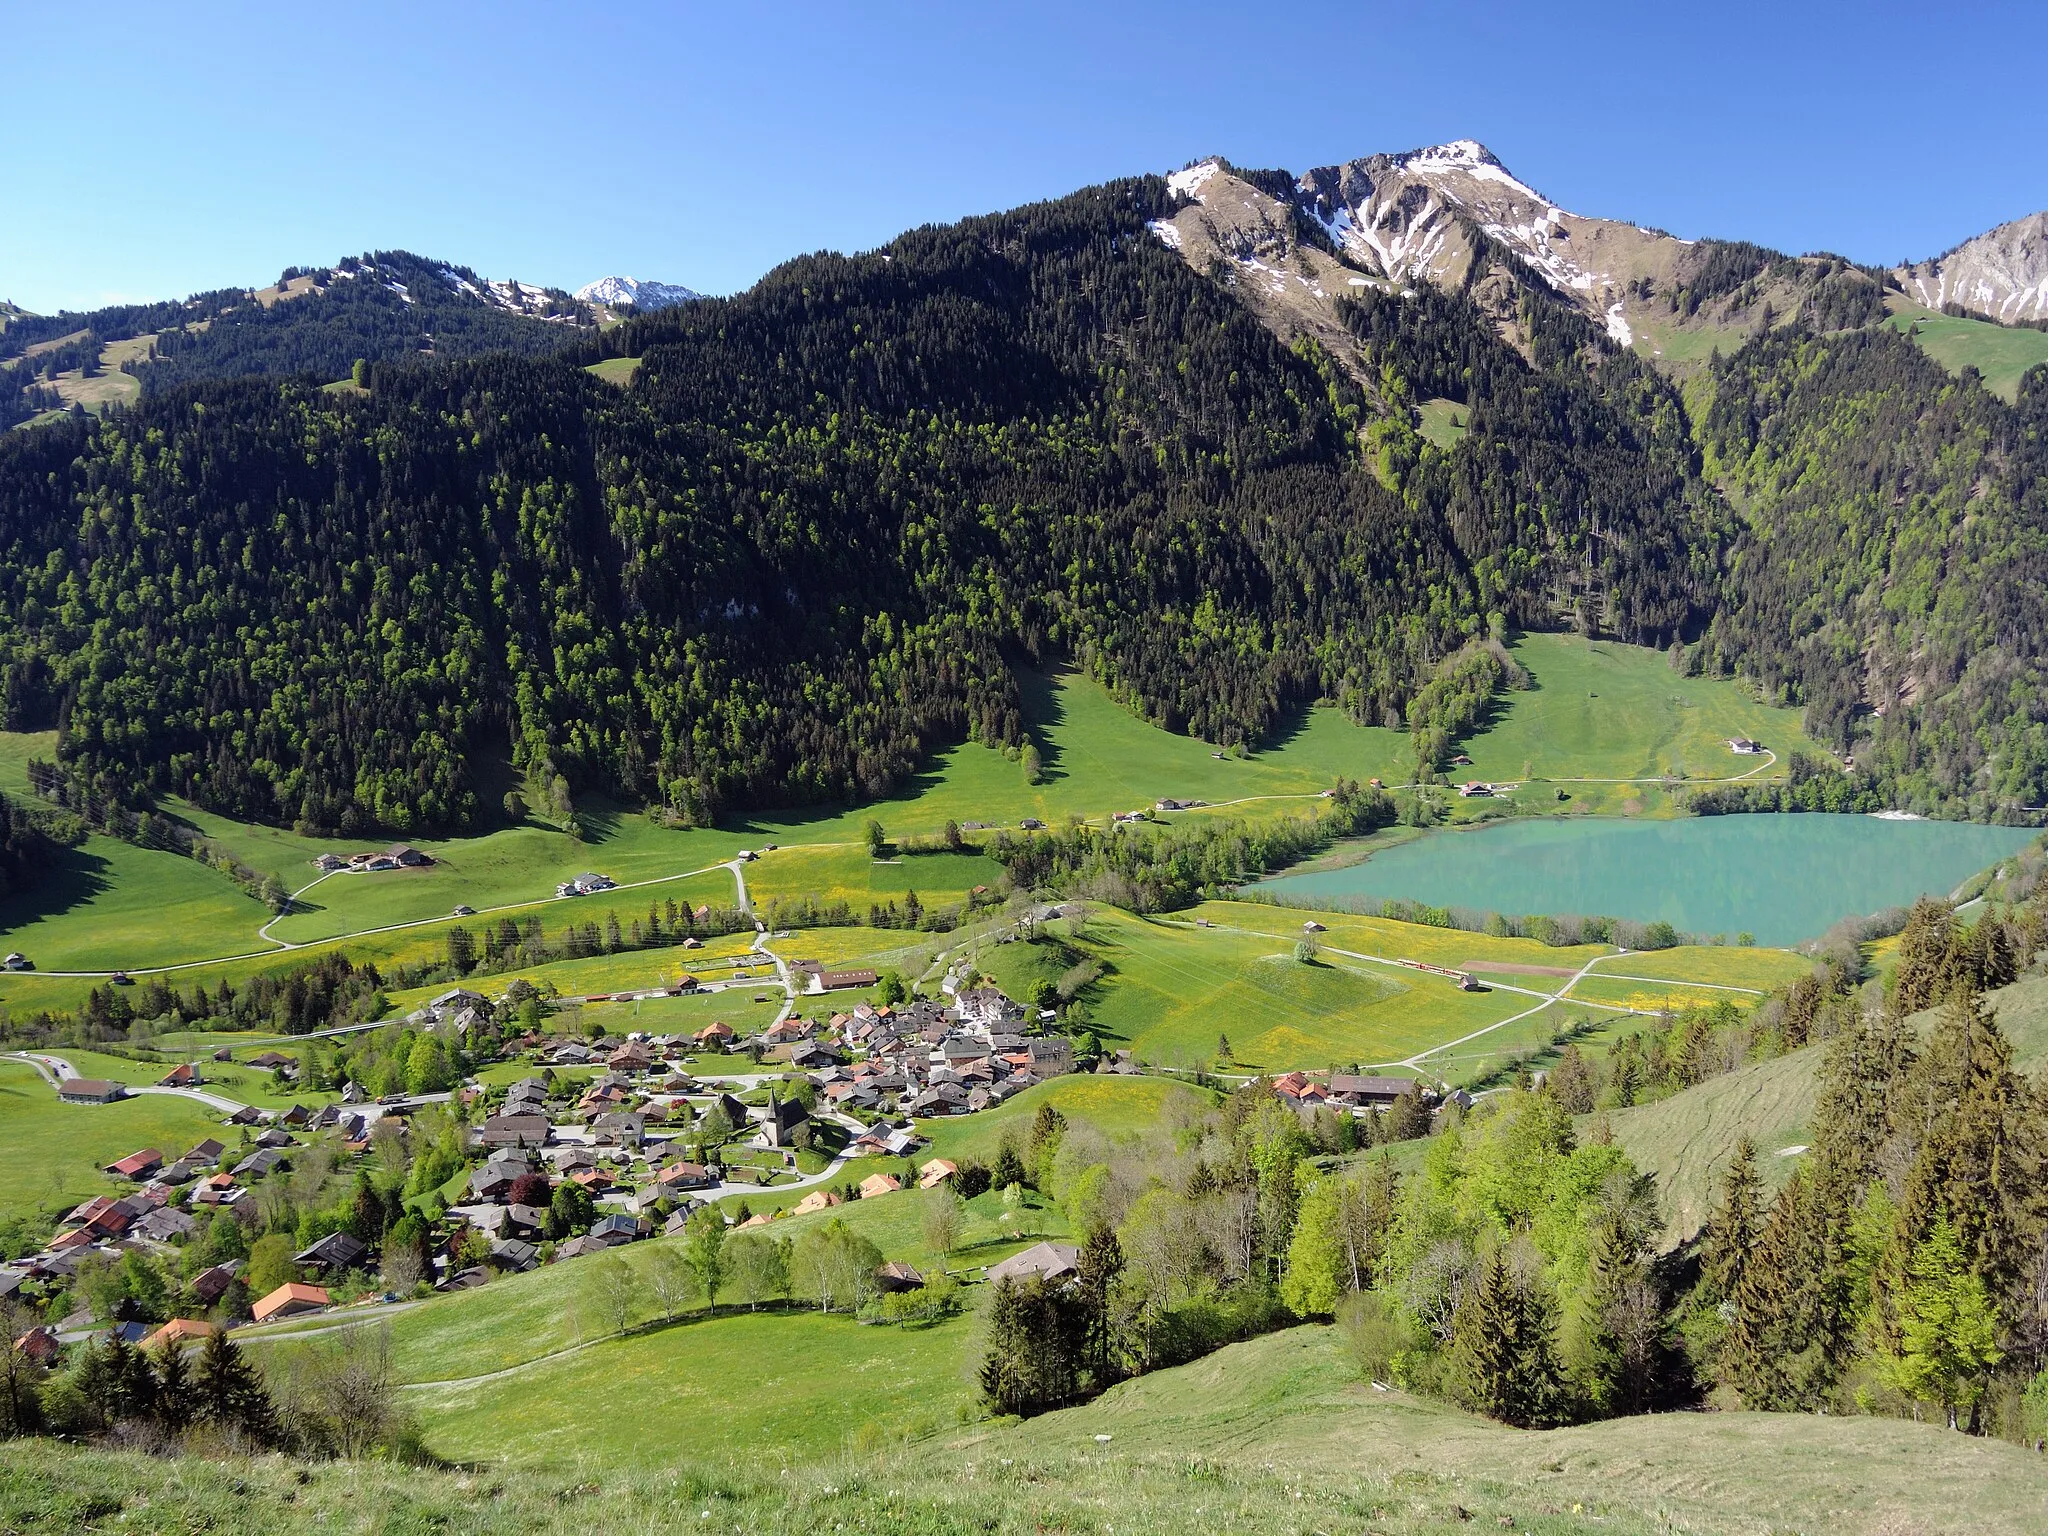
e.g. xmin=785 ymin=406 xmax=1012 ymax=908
xmin=0 ymin=1060 xmax=223 ymax=1220
xmin=1886 ymin=297 xmax=2048 ymax=402
xmin=408 ymin=1307 xmax=979 ymax=1469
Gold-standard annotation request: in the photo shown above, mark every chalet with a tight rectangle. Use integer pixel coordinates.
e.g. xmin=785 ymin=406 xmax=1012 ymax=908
xmin=13 ymin=1326 xmax=61 ymax=1365
xmin=490 ymin=1238 xmax=540 ymax=1272
xmin=479 ymin=1113 xmax=551 ymax=1150
xmin=105 ymin=1149 xmax=163 ymax=1181
xmin=655 ymin=1161 xmax=715 ymax=1191
xmin=234 ymin=1148 xmax=287 ymax=1179
xmin=875 ymin=1260 xmax=925 ymax=1292
xmin=790 ymin=1189 xmax=842 ymax=1217
xmin=190 ymin=1263 xmax=242 ymax=1306
xmin=294 ymin=1231 xmax=369 ymax=1274
xmin=1726 ymin=737 xmax=1762 ymax=755
xmin=858 ymin=1173 xmax=902 ymax=1199
xmin=255 ymin=1126 xmax=297 ymax=1147
xmin=503 ymin=1203 xmax=547 ymax=1237
xmin=819 ymin=968 xmax=877 ymax=991
xmin=251 ymin=1282 xmax=330 ymax=1323
xmin=593 ymin=1111 xmax=645 ymax=1148
xmin=1326 ymin=1074 xmax=1422 ymax=1109
xmin=695 ymin=1021 xmax=736 ymax=1048
xmin=987 ymin=1241 xmax=1081 ymax=1287
xmin=918 ymin=1159 xmax=958 ymax=1189
xmin=313 ymin=853 xmax=347 ymax=873
xmin=1019 ymin=818 xmax=1046 ymax=830
xmin=143 ymin=1317 xmax=218 ymax=1353
xmin=1457 ymin=781 xmax=1493 ymax=798
xmin=387 ymin=844 xmax=432 ymax=867
xmin=588 ymin=1213 xmax=645 ymax=1247
xmin=182 ymin=1138 xmax=227 ymax=1167
xmin=156 ymin=1063 xmax=202 ymax=1088
xmin=246 ymin=1052 xmax=297 ymax=1070
xmin=135 ymin=1207 xmax=198 ymax=1244
xmin=59 ymin=1079 xmax=125 ymax=1105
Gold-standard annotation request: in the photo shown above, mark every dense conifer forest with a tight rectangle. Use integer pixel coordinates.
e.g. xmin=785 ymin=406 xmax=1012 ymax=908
xmin=0 ymin=175 xmax=2045 ymax=833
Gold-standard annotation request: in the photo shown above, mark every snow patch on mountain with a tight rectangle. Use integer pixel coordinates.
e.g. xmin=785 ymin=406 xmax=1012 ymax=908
xmin=1167 ymin=162 xmax=1220 ymax=201
xmin=576 ymin=275 xmax=704 ymax=311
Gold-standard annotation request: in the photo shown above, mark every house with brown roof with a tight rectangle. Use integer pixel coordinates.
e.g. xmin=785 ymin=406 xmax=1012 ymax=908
xmin=246 ymin=1052 xmax=297 ymax=1070
xmin=251 ymin=1281 xmax=330 ymax=1323
xmin=858 ymin=1173 xmax=902 ymax=1199
xmin=986 ymin=1241 xmax=1081 ymax=1287
xmin=790 ymin=1189 xmax=842 ymax=1217
xmin=156 ymin=1063 xmax=202 ymax=1088
xmin=58 ymin=1078 xmax=126 ymax=1105
xmin=918 ymin=1159 xmax=959 ymax=1189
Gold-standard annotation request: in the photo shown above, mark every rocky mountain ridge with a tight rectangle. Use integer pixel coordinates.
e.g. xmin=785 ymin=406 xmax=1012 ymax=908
xmin=575 ymin=275 xmax=703 ymax=311
xmin=1896 ymin=211 xmax=2048 ymax=324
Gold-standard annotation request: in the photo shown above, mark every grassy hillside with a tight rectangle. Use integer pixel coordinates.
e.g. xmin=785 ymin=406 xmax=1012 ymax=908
xmin=1608 ymin=970 xmax=2048 ymax=1242
xmin=14 ymin=1325 xmax=2048 ymax=1534
xmin=1885 ymin=297 xmax=2048 ymax=402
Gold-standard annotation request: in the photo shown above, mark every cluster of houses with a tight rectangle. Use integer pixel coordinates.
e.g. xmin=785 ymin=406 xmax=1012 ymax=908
xmin=1267 ymin=1070 xmax=1472 ymax=1116
xmin=312 ymin=844 xmax=434 ymax=875
xmin=822 ymin=987 xmax=1073 ymax=1118
xmin=555 ymin=871 xmax=617 ymax=898
xmin=0 ymin=1102 xmax=391 ymax=1340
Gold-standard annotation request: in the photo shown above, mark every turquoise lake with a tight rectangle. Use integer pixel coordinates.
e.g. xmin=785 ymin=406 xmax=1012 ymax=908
xmin=1257 ymin=814 xmax=2037 ymax=945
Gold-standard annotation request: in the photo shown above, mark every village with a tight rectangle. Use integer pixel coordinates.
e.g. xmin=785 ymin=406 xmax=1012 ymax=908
xmin=0 ymin=958 xmax=1192 ymax=1355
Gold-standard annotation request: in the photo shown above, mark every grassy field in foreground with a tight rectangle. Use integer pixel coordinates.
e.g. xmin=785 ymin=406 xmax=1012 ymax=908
xmin=1887 ymin=296 xmax=2048 ymax=402
xmin=17 ymin=1324 xmax=2048 ymax=1534
xmin=410 ymin=1307 xmax=978 ymax=1469
xmin=0 ymin=1060 xmax=224 ymax=1221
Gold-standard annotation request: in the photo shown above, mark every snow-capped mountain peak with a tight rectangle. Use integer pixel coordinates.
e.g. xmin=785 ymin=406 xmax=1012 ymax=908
xmin=576 ymin=275 xmax=703 ymax=311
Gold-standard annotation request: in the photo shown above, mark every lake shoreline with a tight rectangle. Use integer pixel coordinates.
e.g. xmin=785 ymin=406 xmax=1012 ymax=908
xmin=1253 ymin=812 xmax=2038 ymax=947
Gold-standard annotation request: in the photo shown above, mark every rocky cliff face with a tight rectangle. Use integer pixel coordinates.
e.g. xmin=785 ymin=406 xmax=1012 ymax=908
xmin=1896 ymin=212 xmax=2048 ymax=323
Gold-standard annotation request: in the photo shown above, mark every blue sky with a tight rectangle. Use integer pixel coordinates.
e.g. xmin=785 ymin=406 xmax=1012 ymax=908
xmin=6 ymin=0 xmax=2045 ymax=313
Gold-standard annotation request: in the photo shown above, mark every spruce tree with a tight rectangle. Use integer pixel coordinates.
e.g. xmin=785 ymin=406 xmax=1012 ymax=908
xmin=1698 ymin=1137 xmax=1764 ymax=1305
xmin=193 ymin=1328 xmax=277 ymax=1445
xmin=1456 ymin=1252 xmax=1566 ymax=1427
xmin=1722 ymin=1172 xmax=1799 ymax=1409
xmin=1894 ymin=897 xmax=1958 ymax=1014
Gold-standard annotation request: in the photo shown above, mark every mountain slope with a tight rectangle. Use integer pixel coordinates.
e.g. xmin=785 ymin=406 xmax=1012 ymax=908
xmin=0 ymin=252 xmax=596 ymax=412
xmin=1898 ymin=211 xmax=2048 ymax=324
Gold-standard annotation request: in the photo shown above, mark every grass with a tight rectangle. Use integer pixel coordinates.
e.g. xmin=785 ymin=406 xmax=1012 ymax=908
xmin=383 ymin=933 xmax=762 ymax=1010
xmin=409 ymin=1306 xmax=978 ymax=1469
xmin=966 ymin=902 xmax=1801 ymax=1080
xmin=583 ymin=356 xmax=641 ymax=386
xmin=1886 ymin=296 xmax=2048 ymax=402
xmin=16 ymin=1323 xmax=2048 ymax=1533
xmin=916 ymin=1074 xmax=1212 ymax=1168
xmin=1414 ymin=396 xmax=1467 ymax=447
xmin=1602 ymin=1047 xmax=1824 ymax=1239
xmin=0 ymin=1060 xmax=224 ymax=1221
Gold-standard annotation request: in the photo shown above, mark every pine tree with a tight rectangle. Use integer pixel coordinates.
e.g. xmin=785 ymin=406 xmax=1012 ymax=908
xmin=151 ymin=1340 xmax=196 ymax=1434
xmin=1579 ymin=1214 xmax=1662 ymax=1415
xmin=1894 ymin=897 xmax=1958 ymax=1014
xmin=193 ymin=1328 xmax=277 ymax=1445
xmin=1455 ymin=1251 xmax=1566 ymax=1427
xmin=1722 ymin=1172 xmax=1799 ymax=1409
xmin=1698 ymin=1137 xmax=1764 ymax=1305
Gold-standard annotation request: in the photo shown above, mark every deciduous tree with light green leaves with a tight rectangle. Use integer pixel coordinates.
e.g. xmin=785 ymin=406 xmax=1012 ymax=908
xmin=1881 ymin=1216 xmax=2003 ymax=1429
